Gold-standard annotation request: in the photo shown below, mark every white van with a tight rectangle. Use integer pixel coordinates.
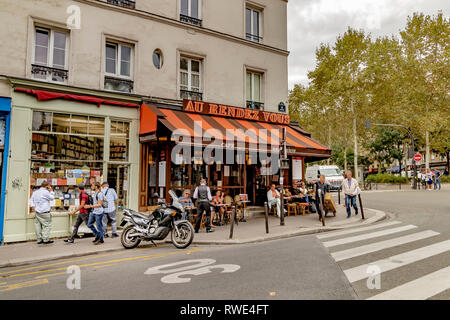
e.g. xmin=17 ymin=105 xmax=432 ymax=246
xmin=305 ymin=165 xmax=344 ymax=191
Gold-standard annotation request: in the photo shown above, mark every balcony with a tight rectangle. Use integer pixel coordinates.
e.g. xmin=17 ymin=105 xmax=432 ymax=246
xmin=246 ymin=101 xmax=264 ymax=110
xmin=104 ymin=76 xmax=134 ymax=93
xmin=246 ymin=33 xmax=263 ymax=43
xmin=31 ymin=64 xmax=68 ymax=82
xmin=180 ymin=14 xmax=202 ymax=27
xmin=106 ymin=0 xmax=135 ymax=9
xmin=180 ymin=89 xmax=203 ymax=101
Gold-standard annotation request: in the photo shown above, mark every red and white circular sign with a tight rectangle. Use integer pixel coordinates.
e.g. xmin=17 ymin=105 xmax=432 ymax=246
xmin=414 ymin=154 xmax=422 ymax=162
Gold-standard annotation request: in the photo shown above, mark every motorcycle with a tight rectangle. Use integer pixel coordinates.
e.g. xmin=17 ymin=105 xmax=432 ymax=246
xmin=119 ymin=190 xmax=194 ymax=249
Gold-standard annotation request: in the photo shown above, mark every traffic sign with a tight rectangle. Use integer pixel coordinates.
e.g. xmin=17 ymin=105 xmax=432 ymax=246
xmin=414 ymin=154 xmax=422 ymax=162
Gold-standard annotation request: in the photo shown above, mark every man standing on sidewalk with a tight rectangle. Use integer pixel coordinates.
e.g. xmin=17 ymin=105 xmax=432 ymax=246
xmin=29 ymin=181 xmax=55 ymax=244
xmin=85 ymin=182 xmax=105 ymax=245
xmin=101 ymin=181 xmax=119 ymax=238
xmin=341 ymin=170 xmax=359 ymax=218
xmin=193 ymin=178 xmax=214 ymax=233
xmin=64 ymin=184 xmax=90 ymax=244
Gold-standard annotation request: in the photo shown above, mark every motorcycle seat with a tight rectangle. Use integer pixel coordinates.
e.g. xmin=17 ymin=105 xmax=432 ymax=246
xmin=129 ymin=210 xmax=151 ymax=220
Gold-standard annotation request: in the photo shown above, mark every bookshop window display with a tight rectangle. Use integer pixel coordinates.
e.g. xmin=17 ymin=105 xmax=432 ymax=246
xmin=30 ymin=111 xmax=130 ymax=212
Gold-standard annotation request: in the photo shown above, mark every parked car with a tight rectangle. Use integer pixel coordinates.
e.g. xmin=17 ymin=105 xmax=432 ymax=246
xmin=305 ymin=165 xmax=344 ymax=191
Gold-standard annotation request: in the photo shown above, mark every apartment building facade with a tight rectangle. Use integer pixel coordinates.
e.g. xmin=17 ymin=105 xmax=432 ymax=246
xmin=0 ymin=0 xmax=330 ymax=243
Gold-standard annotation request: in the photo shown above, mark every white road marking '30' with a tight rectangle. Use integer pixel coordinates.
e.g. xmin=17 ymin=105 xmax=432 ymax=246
xmin=144 ymin=259 xmax=240 ymax=284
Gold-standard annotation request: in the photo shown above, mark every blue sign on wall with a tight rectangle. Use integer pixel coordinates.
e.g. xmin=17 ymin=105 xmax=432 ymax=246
xmin=278 ymin=102 xmax=286 ymax=112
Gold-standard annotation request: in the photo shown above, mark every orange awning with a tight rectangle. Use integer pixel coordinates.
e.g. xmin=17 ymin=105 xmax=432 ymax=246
xmin=140 ymin=104 xmax=330 ymax=154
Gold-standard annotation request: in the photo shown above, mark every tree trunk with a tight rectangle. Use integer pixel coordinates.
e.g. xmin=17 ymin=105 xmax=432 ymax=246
xmin=327 ymin=126 xmax=331 ymax=165
xmin=425 ymin=130 xmax=430 ymax=169
xmin=344 ymin=145 xmax=347 ymax=172
xmin=352 ymin=102 xmax=358 ymax=181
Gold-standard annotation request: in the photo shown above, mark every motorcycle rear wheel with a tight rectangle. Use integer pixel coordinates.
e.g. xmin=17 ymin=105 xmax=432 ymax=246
xmin=121 ymin=225 xmax=142 ymax=249
xmin=171 ymin=222 xmax=194 ymax=249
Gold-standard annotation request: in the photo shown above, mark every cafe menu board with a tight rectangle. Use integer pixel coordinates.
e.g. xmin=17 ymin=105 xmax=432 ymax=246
xmin=292 ymin=159 xmax=303 ymax=180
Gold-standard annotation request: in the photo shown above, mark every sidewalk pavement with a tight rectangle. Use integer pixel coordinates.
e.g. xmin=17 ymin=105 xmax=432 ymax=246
xmin=0 ymin=204 xmax=386 ymax=268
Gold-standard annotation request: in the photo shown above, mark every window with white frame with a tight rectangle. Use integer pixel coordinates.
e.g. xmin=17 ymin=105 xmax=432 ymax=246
xmin=32 ymin=27 xmax=68 ymax=83
xmin=104 ymin=41 xmax=134 ymax=93
xmin=246 ymin=7 xmax=262 ymax=43
xmin=246 ymin=71 xmax=263 ymax=110
xmin=180 ymin=57 xmax=202 ymax=100
xmin=180 ymin=0 xmax=202 ymax=26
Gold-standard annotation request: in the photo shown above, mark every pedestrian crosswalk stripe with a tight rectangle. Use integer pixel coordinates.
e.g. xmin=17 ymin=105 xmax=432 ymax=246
xmin=331 ymin=230 xmax=440 ymax=262
xmin=367 ymin=266 xmax=450 ymax=300
xmin=344 ymin=239 xmax=450 ymax=283
xmin=316 ymin=221 xmax=402 ymax=240
xmin=323 ymin=225 xmax=418 ymax=248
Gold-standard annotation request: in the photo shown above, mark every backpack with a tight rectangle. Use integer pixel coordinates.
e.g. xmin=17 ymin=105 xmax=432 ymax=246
xmin=86 ymin=194 xmax=94 ymax=213
xmin=95 ymin=191 xmax=109 ymax=209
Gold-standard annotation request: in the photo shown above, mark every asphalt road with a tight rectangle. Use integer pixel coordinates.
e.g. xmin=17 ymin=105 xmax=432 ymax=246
xmin=0 ymin=188 xmax=448 ymax=300
xmin=0 ymin=235 xmax=356 ymax=300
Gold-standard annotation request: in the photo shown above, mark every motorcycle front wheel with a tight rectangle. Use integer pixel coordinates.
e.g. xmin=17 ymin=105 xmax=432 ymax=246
xmin=171 ymin=222 xmax=194 ymax=249
xmin=121 ymin=225 xmax=142 ymax=249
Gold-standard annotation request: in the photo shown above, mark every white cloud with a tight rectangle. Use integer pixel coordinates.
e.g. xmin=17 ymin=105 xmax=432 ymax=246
xmin=287 ymin=0 xmax=449 ymax=89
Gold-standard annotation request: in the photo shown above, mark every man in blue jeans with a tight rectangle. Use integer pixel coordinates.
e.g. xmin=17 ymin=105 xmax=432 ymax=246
xmin=434 ymin=170 xmax=441 ymax=190
xmin=341 ymin=170 xmax=359 ymax=218
xmin=85 ymin=182 xmax=105 ymax=245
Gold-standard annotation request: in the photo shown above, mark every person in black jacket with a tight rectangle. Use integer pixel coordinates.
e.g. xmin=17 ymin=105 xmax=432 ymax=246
xmin=314 ymin=175 xmax=330 ymax=222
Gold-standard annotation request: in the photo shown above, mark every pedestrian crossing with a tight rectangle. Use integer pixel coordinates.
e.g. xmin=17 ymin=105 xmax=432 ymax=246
xmin=316 ymin=220 xmax=450 ymax=300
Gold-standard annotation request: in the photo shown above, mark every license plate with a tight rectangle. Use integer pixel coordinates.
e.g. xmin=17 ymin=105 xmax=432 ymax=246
xmin=120 ymin=219 xmax=127 ymax=227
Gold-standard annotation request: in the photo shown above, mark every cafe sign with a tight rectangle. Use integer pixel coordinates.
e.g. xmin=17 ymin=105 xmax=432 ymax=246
xmin=183 ymin=99 xmax=290 ymax=125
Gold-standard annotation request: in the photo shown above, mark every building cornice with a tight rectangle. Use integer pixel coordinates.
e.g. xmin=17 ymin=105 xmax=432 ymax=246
xmin=4 ymin=75 xmax=184 ymax=107
xmin=74 ymin=0 xmax=289 ymax=57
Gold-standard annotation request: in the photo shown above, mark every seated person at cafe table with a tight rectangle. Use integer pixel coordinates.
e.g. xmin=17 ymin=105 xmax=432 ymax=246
xmin=267 ymin=184 xmax=283 ymax=217
xmin=179 ymin=189 xmax=195 ymax=220
xmin=211 ymin=190 xmax=225 ymax=226
xmin=291 ymin=181 xmax=309 ymax=204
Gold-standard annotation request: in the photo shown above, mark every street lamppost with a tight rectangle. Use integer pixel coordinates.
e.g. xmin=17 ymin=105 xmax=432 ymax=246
xmin=366 ymin=120 xmax=418 ymax=189
xmin=279 ymin=127 xmax=289 ymax=226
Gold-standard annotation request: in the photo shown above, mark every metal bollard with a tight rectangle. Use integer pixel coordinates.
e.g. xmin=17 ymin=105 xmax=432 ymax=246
xmin=229 ymin=206 xmax=236 ymax=239
xmin=264 ymin=202 xmax=269 ymax=234
xmin=338 ymin=188 xmax=341 ymax=205
xmin=358 ymin=194 xmax=365 ymax=220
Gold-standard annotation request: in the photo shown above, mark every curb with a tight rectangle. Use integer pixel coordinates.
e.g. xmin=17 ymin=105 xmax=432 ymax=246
xmin=0 ymin=208 xmax=387 ymax=268
xmin=184 ymin=207 xmax=387 ymax=245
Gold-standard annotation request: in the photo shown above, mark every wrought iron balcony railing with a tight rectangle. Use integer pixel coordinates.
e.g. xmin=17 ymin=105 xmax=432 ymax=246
xmin=180 ymin=14 xmax=202 ymax=27
xmin=104 ymin=76 xmax=134 ymax=93
xmin=246 ymin=33 xmax=263 ymax=43
xmin=246 ymin=100 xmax=264 ymax=110
xmin=31 ymin=64 xmax=68 ymax=82
xmin=180 ymin=89 xmax=203 ymax=101
xmin=106 ymin=0 xmax=135 ymax=9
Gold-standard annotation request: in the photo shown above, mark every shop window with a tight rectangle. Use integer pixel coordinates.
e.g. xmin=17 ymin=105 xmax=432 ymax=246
xmin=110 ymin=121 xmax=130 ymax=162
xmin=104 ymin=41 xmax=134 ymax=93
xmin=246 ymin=7 xmax=262 ymax=43
xmin=30 ymin=160 xmax=104 ymax=213
xmin=192 ymin=163 xmax=208 ymax=186
xmin=180 ymin=56 xmax=202 ymax=100
xmin=180 ymin=0 xmax=202 ymax=26
xmin=32 ymin=111 xmax=52 ymax=132
xmin=171 ymin=164 xmax=189 ymax=188
xmin=246 ymin=71 xmax=264 ymax=110
xmin=32 ymin=27 xmax=68 ymax=83
xmin=107 ymin=164 xmax=129 ymax=210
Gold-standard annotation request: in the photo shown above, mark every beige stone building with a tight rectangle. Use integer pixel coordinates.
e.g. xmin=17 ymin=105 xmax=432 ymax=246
xmin=0 ymin=0 xmax=291 ymax=243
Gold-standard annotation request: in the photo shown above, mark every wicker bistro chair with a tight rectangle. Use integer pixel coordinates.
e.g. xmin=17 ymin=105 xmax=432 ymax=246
xmin=296 ymin=203 xmax=310 ymax=216
xmin=286 ymin=203 xmax=298 ymax=216
xmin=233 ymin=195 xmax=244 ymax=220
xmin=223 ymin=195 xmax=234 ymax=224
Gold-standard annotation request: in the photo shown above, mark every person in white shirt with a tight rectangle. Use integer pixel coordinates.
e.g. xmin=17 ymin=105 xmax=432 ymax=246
xmin=101 ymin=181 xmax=119 ymax=238
xmin=29 ymin=181 xmax=55 ymax=244
xmin=341 ymin=170 xmax=359 ymax=218
xmin=267 ymin=184 xmax=281 ymax=217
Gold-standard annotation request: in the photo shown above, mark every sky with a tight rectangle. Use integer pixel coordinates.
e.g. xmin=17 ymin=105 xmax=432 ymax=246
xmin=287 ymin=0 xmax=450 ymax=89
